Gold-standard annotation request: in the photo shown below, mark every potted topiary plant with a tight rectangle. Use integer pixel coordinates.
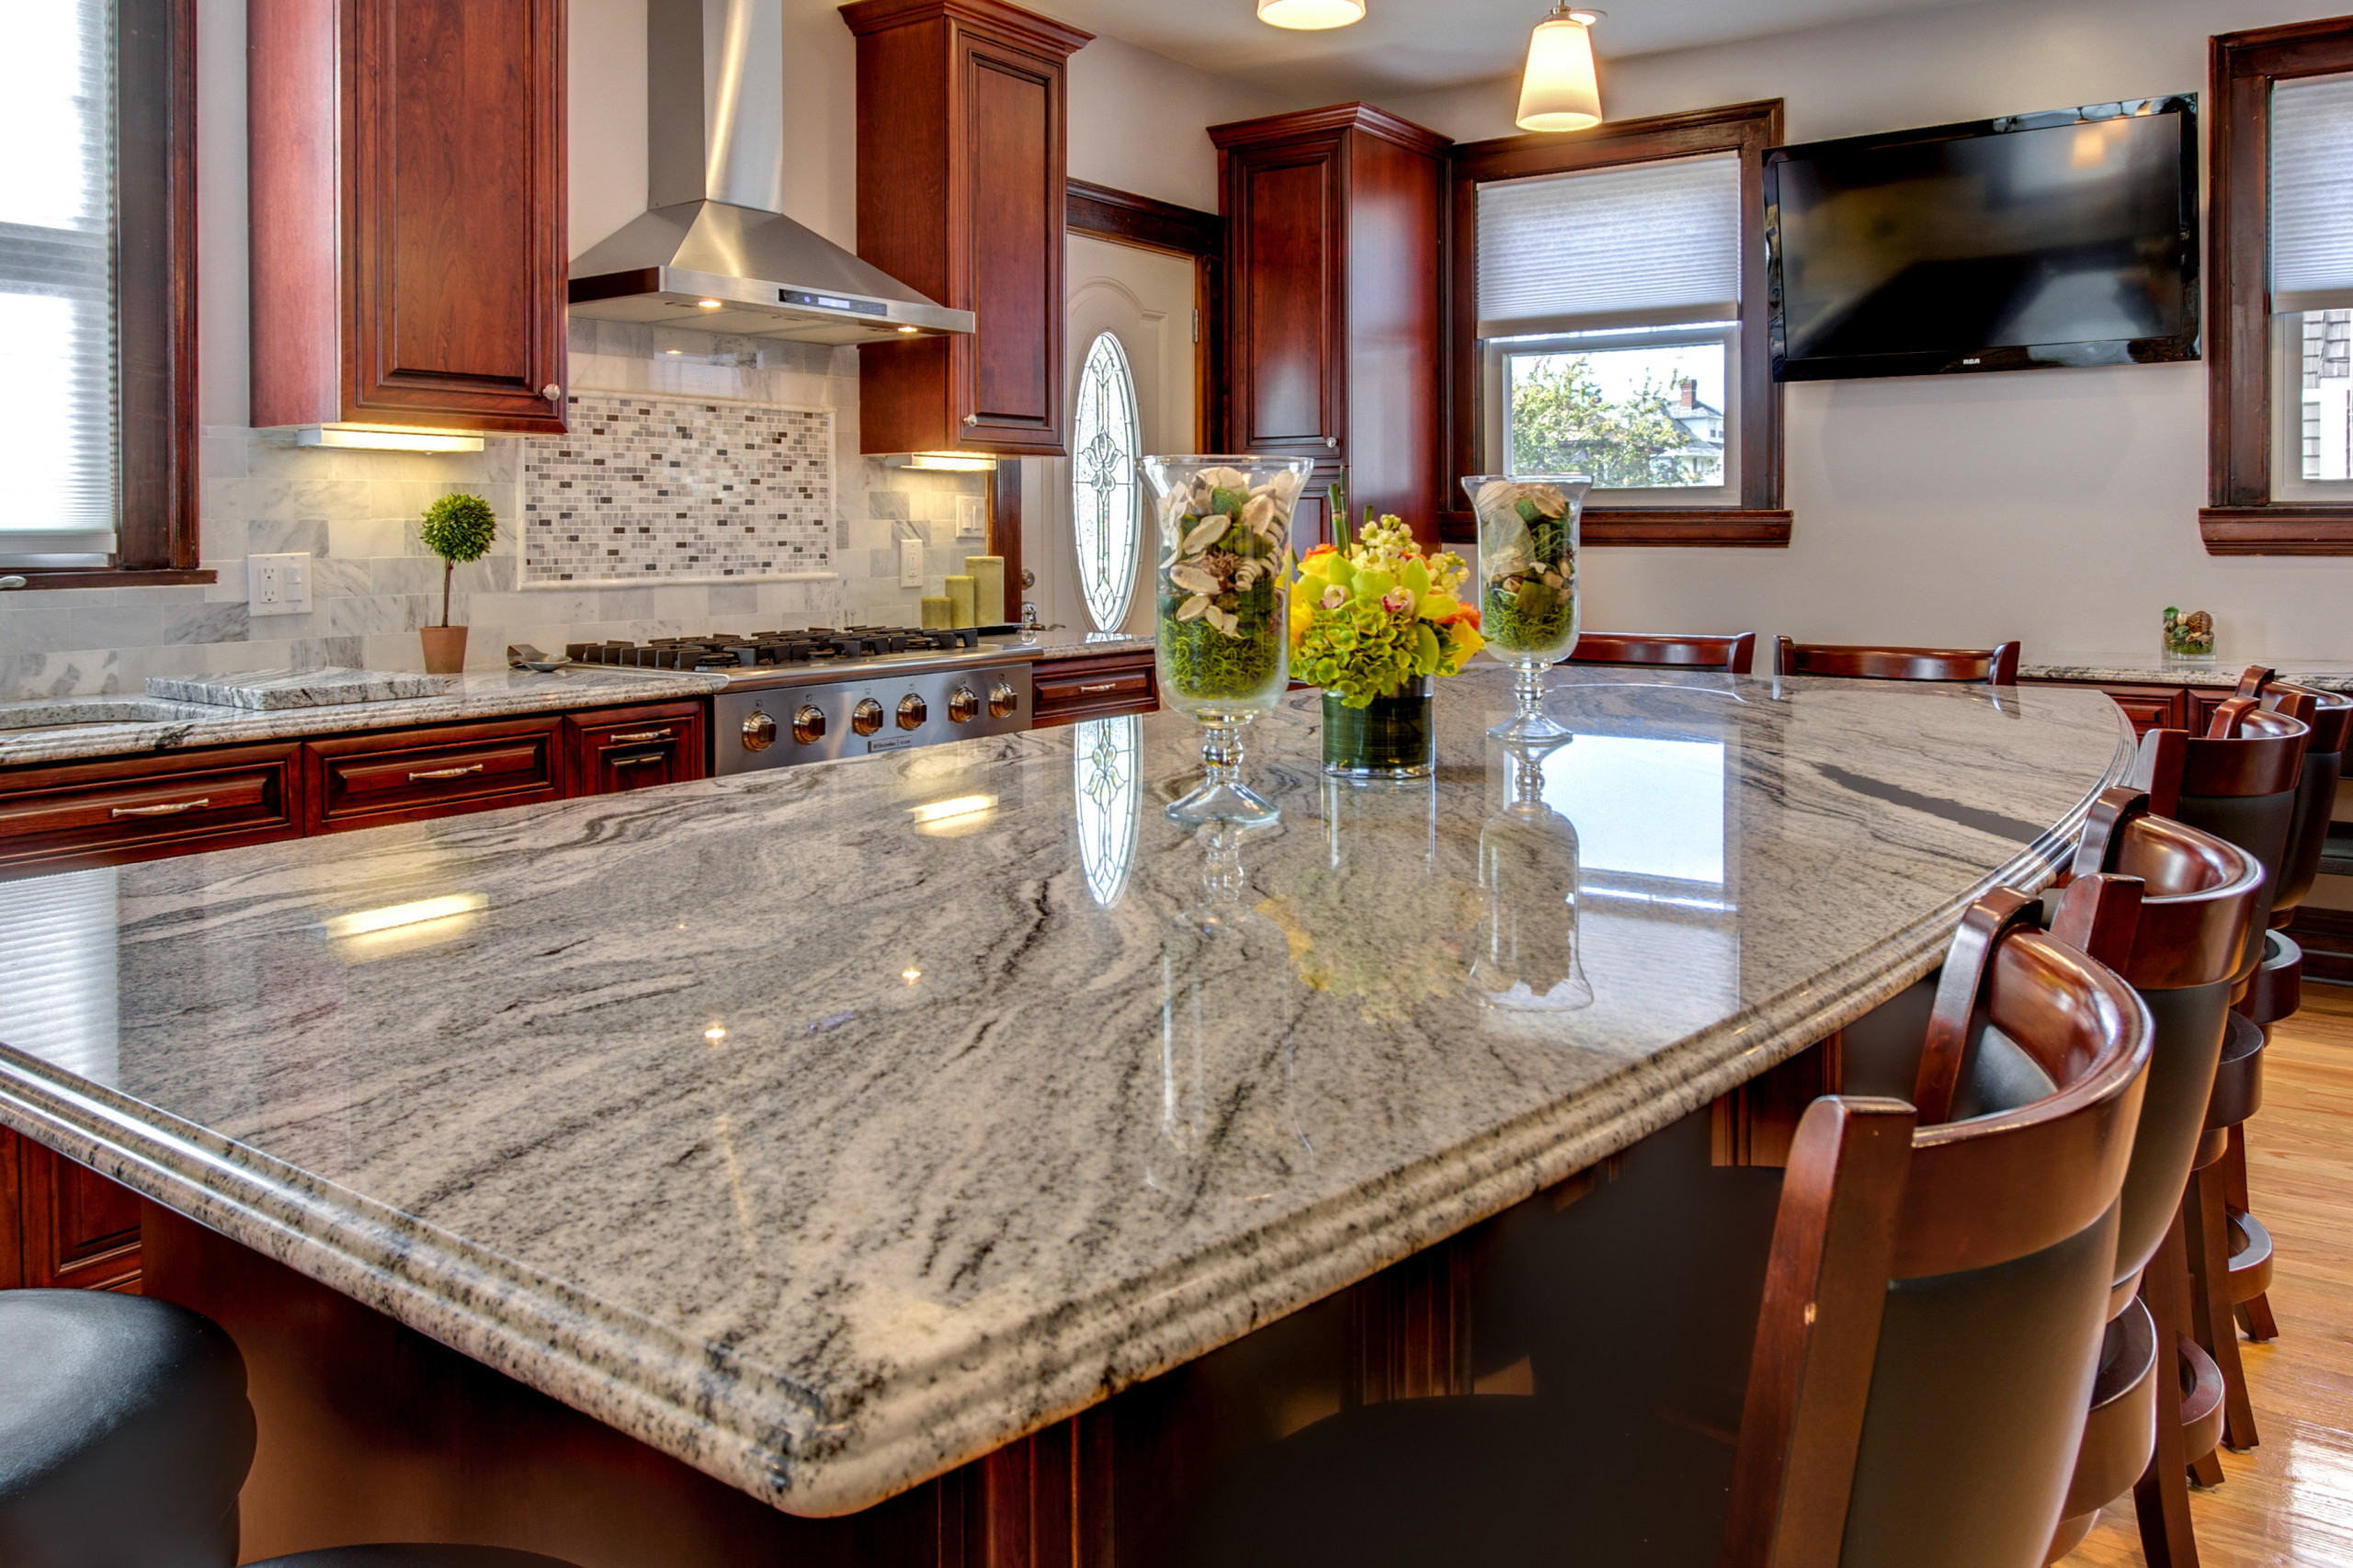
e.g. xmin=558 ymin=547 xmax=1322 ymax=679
xmin=417 ymin=493 xmax=497 ymax=675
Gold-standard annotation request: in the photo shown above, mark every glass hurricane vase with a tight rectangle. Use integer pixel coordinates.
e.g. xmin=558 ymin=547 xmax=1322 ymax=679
xmin=1462 ymin=474 xmax=1590 ymax=744
xmin=1146 ymin=454 xmax=1315 ymax=825
xmin=1321 ymin=675 xmax=1437 ymax=778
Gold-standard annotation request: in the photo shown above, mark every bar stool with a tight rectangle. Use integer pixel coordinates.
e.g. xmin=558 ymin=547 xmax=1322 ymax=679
xmin=0 ymin=1290 xmax=582 ymax=1568
xmin=1564 ymin=631 xmax=1757 ymax=673
xmin=1177 ymin=892 xmax=2149 ymax=1568
xmin=2133 ymin=695 xmax=2311 ymax=1460
xmin=1774 ymin=637 xmax=2020 ymax=683
xmin=2031 ymin=791 xmax=2262 ymax=1567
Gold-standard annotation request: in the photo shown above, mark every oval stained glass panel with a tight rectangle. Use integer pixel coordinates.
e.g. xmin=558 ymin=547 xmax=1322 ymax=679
xmin=1072 ymin=332 xmax=1142 ymax=631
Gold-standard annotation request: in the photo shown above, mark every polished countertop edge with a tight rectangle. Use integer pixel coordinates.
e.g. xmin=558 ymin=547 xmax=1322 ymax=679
xmin=2020 ymin=656 xmax=2353 ymax=692
xmin=0 ymin=669 xmax=727 ymax=768
xmin=1027 ymin=633 xmax=1151 ymax=662
xmin=0 ymin=704 xmax=2133 ymax=1517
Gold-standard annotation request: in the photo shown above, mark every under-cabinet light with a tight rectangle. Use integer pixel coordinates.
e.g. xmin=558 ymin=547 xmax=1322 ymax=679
xmin=696 ymin=298 xmax=724 ymax=309
xmin=885 ymin=452 xmax=997 ymax=473
xmin=1257 ymin=0 xmax=1365 ymax=28
xmin=1515 ymin=7 xmax=1604 ymax=133
xmin=324 ymin=892 xmax=488 ymax=938
xmin=296 ymin=426 xmax=486 ymax=454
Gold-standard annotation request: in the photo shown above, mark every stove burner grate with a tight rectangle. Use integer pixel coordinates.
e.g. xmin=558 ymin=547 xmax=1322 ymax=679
xmin=564 ymin=626 xmax=984 ymax=670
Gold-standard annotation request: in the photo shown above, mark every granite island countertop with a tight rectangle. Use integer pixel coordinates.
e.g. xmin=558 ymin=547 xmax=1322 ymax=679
xmin=0 ymin=667 xmax=2132 ymax=1517
xmin=0 ymin=665 xmax=726 ymax=768
xmin=2020 ymin=653 xmax=2353 ymax=692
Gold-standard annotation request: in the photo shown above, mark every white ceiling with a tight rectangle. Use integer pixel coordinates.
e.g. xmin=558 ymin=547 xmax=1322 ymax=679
xmin=1035 ymin=0 xmax=1995 ymax=105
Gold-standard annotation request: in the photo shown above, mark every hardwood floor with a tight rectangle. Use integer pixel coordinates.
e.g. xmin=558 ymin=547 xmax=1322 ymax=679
xmin=2069 ymin=983 xmax=2353 ymax=1568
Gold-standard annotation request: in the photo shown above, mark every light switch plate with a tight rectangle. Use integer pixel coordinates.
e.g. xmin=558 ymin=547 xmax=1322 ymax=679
xmin=899 ymin=537 xmax=925 ymax=588
xmin=957 ymin=496 xmax=985 ymax=539
xmin=248 ymin=551 xmax=313 ymax=616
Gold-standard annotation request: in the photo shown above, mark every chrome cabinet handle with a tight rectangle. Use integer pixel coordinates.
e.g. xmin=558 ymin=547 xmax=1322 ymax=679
xmin=607 ymin=729 xmax=672 ymax=744
xmin=609 ymin=754 xmax=666 ymax=769
xmin=1077 ymin=682 xmax=1120 ymax=694
xmin=408 ymin=764 xmax=486 ymax=781
xmin=111 ymin=798 xmax=210 ymax=818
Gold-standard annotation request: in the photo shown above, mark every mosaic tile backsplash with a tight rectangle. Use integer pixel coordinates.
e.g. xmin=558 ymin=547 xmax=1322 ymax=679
xmin=522 ymin=392 xmax=834 ymax=585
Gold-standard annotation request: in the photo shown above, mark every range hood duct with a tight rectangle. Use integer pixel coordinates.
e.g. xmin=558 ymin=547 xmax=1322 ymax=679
xmin=568 ymin=0 xmax=972 ymax=345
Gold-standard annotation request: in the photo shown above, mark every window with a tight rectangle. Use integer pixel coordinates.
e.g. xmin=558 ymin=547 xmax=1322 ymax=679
xmin=1446 ymin=101 xmax=1786 ymax=547
xmin=0 ymin=0 xmax=199 ymax=584
xmin=2206 ymin=21 xmax=2353 ymax=554
xmin=1071 ymin=331 xmax=1142 ymax=631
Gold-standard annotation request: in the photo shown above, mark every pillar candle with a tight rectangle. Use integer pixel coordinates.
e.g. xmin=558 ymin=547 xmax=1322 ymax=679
xmin=943 ymin=574 xmax=977 ymax=629
xmin=962 ymin=555 xmax=1005 ymax=627
xmin=919 ymin=596 xmax=952 ymax=630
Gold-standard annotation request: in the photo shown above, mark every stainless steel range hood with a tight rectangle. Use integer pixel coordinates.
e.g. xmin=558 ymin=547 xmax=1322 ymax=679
xmin=568 ymin=0 xmax=972 ymax=346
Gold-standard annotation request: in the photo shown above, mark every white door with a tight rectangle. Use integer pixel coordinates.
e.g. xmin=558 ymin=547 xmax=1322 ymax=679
xmin=1029 ymin=233 xmax=1199 ymax=637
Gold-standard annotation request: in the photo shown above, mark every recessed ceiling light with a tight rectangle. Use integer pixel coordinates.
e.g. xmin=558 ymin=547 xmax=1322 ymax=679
xmin=1257 ymin=0 xmax=1365 ymax=28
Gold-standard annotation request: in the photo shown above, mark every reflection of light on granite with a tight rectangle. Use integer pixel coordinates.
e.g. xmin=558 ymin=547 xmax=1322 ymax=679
xmin=1540 ymin=734 xmax=1725 ymax=883
xmin=324 ymin=892 xmax=488 ymax=938
xmin=908 ymin=793 xmax=997 ymax=834
xmin=704 ymin=1025 xmax=728 ymax=1046
xmin=0 ymin=866 xmax=119 ymax=1085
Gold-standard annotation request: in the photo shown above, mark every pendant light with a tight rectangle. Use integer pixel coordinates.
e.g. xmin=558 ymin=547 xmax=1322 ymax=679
xmin=1256 ymin=0 xmax=1366 ymax=29
xmin=1515 ymin=7 xmax=1603 ymax=133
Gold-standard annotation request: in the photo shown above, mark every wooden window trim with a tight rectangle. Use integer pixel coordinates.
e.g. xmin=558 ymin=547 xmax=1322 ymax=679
xmin=11 ymin=0 xmax=208 ymax=590
xmin=2201 ymin=18 xmax=2353 ymax=556
xmin=1442 ymin=99 xmax=1788 ymax=548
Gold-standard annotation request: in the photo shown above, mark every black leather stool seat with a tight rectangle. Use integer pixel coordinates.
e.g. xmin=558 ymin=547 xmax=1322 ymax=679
xmin=250 ymin=1549 xmax=585 ymax=1567
xmin=0 ymin=1290 xmax=256 ymax=1568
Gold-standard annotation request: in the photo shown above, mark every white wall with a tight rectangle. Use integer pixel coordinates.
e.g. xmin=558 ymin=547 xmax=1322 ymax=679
xmin=1067 ymin=32 xmax=1295 ymax=211
xmin=1381 ymin=0 xmax=2353 ymax=662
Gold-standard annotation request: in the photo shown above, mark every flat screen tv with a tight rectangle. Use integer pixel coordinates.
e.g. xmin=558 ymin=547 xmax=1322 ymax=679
xmin=1763 ymin=97 xmax=2200 ymax=381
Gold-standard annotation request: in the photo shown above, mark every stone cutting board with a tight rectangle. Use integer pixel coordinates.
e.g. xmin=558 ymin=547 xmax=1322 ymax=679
xmin=144 ymin=667 xmax=451 ymax=710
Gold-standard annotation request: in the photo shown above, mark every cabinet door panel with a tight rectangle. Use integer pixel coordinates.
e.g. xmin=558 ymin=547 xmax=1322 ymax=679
xmin=569 ymin=703 xmax=709 ymax=795
xmin=307 ymin=718 xmax=565 ymax=832
xmin=348 ymin=0 xmax=565 ymax=427
xmin=965 ymin=48 xmax=1056 ymax=434
xmin=18 ymin=1136 xmax=142 ymax=1292
xmin=1237 ymin=155 xmax=1335 ymax=449
xmin=0 ymin=745 xmax=303 ymax=878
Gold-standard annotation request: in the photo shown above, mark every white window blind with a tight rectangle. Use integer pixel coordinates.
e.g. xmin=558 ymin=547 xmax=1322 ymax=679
xmin=2272 ymin=72 xmax=2353 ymax=313
xmin=0 ymin=0 xmax=117 ymax=548
xmin=1477 ymin=153 xmax=1741 ymax=338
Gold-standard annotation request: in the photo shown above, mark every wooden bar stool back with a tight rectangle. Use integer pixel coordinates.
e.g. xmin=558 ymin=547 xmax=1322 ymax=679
xmin=2032 ymin=793 xmax=2263 ymax=1566
xmin=1774 ymin=637 xmax=2020 ymax=684
xmin=1176 ymin=898 xmax=2150 ymax=1568
xmin=1566 ymin=632 xmax=1757 ymax=674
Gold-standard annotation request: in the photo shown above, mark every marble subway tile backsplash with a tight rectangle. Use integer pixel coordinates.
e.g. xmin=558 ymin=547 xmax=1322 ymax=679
xmin=0 ymin=322 xmax=1006 ymax=698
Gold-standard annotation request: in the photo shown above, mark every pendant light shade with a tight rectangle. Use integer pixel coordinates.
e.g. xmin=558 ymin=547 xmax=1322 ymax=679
xmin=1256 ymin=0 xmax=1366 ymax=28
xmin=1515 ymin=7 xmax=1603 ymax=133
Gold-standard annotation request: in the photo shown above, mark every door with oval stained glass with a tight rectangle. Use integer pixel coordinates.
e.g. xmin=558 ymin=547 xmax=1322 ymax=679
xmin=1030 ymin=233 xmax=1198 ymax=637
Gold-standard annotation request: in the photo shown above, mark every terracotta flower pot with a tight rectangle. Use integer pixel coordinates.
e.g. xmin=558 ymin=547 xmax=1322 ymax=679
xmin=419 ymin=624 xmax=469 ymax=676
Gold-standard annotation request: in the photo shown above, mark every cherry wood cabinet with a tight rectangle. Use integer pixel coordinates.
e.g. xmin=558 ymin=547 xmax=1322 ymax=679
xmin=304 ymin=716 xmax=567 ymax=833
xmin=566 ymin=702 xmax=709 ymax=794
xmin=0 ymin=1132 xmax=143 ymax=1292
xmin=1210 ymin=106 xmax=1449 ymax=552
xmin=843 ymin=0 xmax=1091 ymax=458
xmin=0 ymin=744 xmax=305 ymax=877
xmin=248 ymin=0 xmax=568 ymax=434
xmin=1030 ymin=650 xmax=1159 ymax=729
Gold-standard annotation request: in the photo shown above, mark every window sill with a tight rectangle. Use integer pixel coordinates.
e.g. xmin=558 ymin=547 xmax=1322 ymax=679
xmin=2 ymin=568 xmax=219 ymax=590
xmin=2199 ymin=507 xmax=2353 ymax=555
xmin=1438 ymin=509 xmax=1791 ymax=548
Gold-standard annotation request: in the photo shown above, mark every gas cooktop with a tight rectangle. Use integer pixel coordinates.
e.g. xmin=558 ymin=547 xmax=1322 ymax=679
xmin=566 ymin=625 xmax=1010 ymax=674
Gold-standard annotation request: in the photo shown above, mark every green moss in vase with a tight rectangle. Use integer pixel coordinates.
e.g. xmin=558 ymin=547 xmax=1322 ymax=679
xmin=1161 ymin=617 xmax=1280 ymax=701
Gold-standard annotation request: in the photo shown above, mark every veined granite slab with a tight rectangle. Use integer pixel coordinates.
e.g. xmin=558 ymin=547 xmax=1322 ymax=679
xmin=2021 ymin=654 xmax=2353 ymax=692
xmin=0 ymin=666 xmax=722 ymax=767
xmin=0 ymin=669 xmax=2132 ymax=1517
xmin=1026 ymin=630 xmax=1152 ymax=661
xmin=145 ymin=666 xmax=451 ymax=710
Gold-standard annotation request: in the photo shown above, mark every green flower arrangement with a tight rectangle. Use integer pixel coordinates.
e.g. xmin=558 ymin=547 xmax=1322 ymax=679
xmin=1289 ymin=515 xmax=1485 ymax=706
xmin=419 ymin=492 xmax=498 ymax=628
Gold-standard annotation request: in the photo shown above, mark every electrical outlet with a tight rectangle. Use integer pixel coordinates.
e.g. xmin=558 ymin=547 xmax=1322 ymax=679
xmin=248 ymin=551 xmax=313 ymax=616
xmin=957 ymin=496 xmax=985 ymax=539
xmin=899 ymin=537 xmax=925 ymax=588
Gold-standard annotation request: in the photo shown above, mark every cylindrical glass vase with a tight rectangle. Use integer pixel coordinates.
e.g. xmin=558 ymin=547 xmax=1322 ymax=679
xmin=1462 ymin=475 xmax=1590 ymax=744
xmin=1321 ymin=675 xmax=1437 ymax=778
xmin=1145 ymin=455 xmax=1314 ymax=824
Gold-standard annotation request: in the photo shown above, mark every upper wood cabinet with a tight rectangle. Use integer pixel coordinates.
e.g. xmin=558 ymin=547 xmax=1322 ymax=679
xmin=248 ymin=0 xmax=569 ymax=434
xmin=842 ymin=0 xmax=1091 ymax=458
xmin=1210 ymin=106 xmax=1449 ymax=551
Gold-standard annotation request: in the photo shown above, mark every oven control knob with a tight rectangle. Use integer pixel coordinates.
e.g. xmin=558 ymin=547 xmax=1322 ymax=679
xmin=741 ymin=710 xmax=777 ymax=751
xmin=896 ymin=694 xmax=927 ymax=731
xmin=791 ymin=705 xmax=826 ymax=745
xmin=987 ymin=681 xmax=1019 ymax=720
xmin=851 ymin=698 xmax=885 ymax=737
xmin=948 ymin=686 xmax=980 ymax=724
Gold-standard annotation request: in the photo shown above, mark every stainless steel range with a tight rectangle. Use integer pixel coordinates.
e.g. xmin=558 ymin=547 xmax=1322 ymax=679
xmin=566 ymin=628 xmax=1037 ymax=775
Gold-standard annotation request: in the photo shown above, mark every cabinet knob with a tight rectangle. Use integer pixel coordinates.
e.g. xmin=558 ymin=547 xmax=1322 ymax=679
xmin=541 ymin=383 xmax=563 ymax=402
xmin=1325 ymin=437 xmax=1337 ymax=449
xmin=963 ymin=414 xmax=979 ymax=426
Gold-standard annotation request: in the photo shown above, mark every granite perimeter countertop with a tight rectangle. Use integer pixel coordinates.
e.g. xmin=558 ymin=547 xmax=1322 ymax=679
xmin=0 ymin=668 xmax=2132 ymax=1517
xmin=0 ymin=666 xmax=724 ymax=768
xmin=1027 ymin=631 xmax=1152 ymax=661
xmin=2020 ymin=654 xmax=2353 ymax=692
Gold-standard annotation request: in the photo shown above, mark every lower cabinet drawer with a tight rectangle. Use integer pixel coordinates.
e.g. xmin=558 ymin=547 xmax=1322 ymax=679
xmin=305 ymin=718 xmax=565 ymax=831
xmin=0 ymin=744 xmax=302 ymax=876
xmin=1033 ymin=656 xmax=1159 ymax=729
xmin=567 ymin=703 xmax=707 ymax=795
